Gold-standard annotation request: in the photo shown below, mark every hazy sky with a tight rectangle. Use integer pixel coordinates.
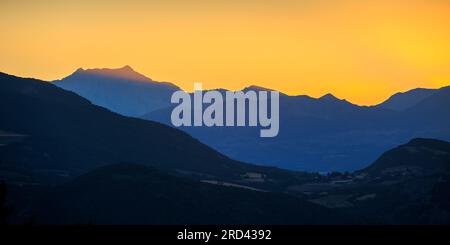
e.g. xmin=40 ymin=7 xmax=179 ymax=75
xmin=1 ymin=0 xmax=450 ymax=105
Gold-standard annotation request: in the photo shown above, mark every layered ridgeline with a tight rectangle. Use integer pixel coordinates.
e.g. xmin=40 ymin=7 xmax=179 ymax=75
xmin=52 ymin=66 xmax=450 ymax=171
xmin=53 ymin=66 xmax=179 ymax=117
xmin=0 ymin=72 xmax=311 ymax=190
xmin=0 ymin=72 xmax=349 ymax=224
xmin=143 ymin=84 xmax=450 ymax=172
xmin=375 ymin=87 xmax=438 ymax=111
xmin=1 ymin=71 xmax=449 ymax=224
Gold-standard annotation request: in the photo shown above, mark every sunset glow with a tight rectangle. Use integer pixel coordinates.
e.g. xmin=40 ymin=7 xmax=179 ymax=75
xmin=1 ymin=0 xmax=450 ymax=105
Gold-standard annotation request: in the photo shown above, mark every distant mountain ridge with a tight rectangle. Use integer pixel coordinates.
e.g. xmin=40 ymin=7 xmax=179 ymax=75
xmin=47 ymin=67 xmax=450 ymax=171
xmin=143 ymin=83 xmax=450 ymax=171
xmin=72 ymin=65 xmax=153 ymax=82
xmin=376 ymin=87 xmax=442 ymax=111
xmin=53 ymin=66 xmax=179 ymax=117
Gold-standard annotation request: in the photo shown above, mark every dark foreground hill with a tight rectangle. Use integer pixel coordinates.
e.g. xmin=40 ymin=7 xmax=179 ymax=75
xmin=302 ymin=138 xmax=450 ymax=224
xmin=0 ymin=72 xmax=310 ymax=191
xmin=32 ymin=163 xmax=349 ymax=225
xmin=362 ymin=138 xmax=450 ymax=175
xmin=12 ymin=138 xmax=450 ymax=225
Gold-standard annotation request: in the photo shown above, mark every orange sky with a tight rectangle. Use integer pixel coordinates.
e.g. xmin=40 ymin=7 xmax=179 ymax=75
xmin=1 ymin=0 xmax=450 ymax=105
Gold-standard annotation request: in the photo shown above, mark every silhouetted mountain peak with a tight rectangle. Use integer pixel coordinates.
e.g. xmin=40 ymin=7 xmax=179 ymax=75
xmin=70 ymin=65 xmax=152 ymax=82
xmin=74 ymin=67 xmax=85 ymax=73
xmin=319 ymin=93 xmax=339 ymax=101
xmin=120 ymin=65 xmax=134 ymax=71
xmin=53 ymin=66 xmax=180 ymax=117
xmin=241 ymin=85 xmax=288 ymax=96
xmin=243 ymin=85 xmax=272 ymax=92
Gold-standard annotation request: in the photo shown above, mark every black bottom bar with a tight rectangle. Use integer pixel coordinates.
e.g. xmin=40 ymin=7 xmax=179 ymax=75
xmin=1 ymin=225 xmax=449 ymax=243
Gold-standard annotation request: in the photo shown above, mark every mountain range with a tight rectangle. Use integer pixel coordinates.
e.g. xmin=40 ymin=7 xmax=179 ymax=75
xmin=53 ymin=66 xmax=450 ymax=171
xmin=1 ymin=71 xmax=450 ymax=224
xmin=0 ymin=72 xmax=309 ymax=191
xmin=0 ymin=71 xmax=348 ymax=224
